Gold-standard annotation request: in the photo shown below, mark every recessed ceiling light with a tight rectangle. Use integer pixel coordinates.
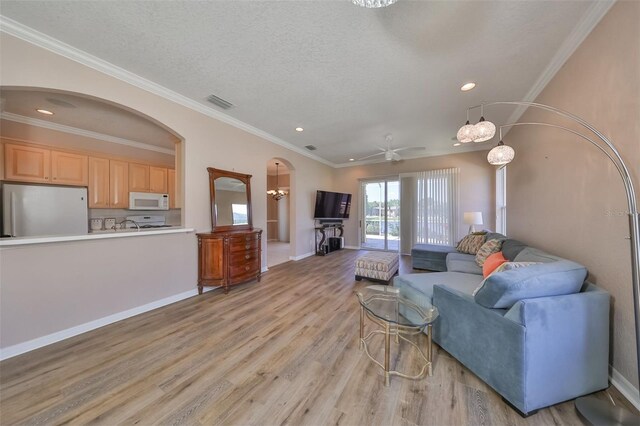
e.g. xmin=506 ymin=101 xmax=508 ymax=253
xmin=349 ymin=158 xmax=355 ymax=162
xmin=453 ymin=143 xmax=461 ymax=147
xmin=460 ymin=82 xmax=476 ymax=92
xmin=295 ymin=127 xmax=304 ymax=132
xmin=36 ymin=108 xmax=54 ymax=115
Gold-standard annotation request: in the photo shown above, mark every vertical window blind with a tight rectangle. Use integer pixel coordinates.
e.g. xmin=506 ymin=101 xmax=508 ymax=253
xmin=400 ymin=168 xmax=459 ymax=249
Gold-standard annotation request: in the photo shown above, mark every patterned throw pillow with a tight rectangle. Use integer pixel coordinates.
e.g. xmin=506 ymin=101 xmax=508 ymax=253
xmin=472 ymin=261 xmax=543 ymax=296
xmin=456 ymin=234 xmax=486 ymax=255
xmin=475 ymin=239 xmax=505 ymax=266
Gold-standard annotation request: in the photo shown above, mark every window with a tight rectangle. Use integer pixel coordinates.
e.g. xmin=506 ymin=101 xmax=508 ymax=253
xmin=496 ymin=166 xmax=507 ymax=235
xmin=401 ymin=168 xmax=459 ymax=247
xmin=232 ymin=204 xmax=248 ymax=225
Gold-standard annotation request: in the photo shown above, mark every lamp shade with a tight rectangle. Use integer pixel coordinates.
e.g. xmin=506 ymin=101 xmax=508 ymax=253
xmin=473 ymin=117 xmax=496 ymax=142
xmin=463 ymin=212 xmax=483 ymax=225
xmin=352 ymin=0 xmax=397 ymax=7
xmin=456 ymin=120 xmax=477 ymax=143
xmin=487 ymin=141 xmax=515 ymax=165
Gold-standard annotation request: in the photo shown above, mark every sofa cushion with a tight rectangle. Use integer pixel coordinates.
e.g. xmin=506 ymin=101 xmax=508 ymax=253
xmin=456 ymin=234 xmax=486 ymax=255
xmin=502 ymin=239 xmax=528 ymax=261
xmin=475 ymin=238 xmax=505 ymax=266
xmin=514 ymin=247 xmax=565 ymax=263
xmin=447 ymin=252 xmax=483 ymax=275
xmin=485 ymin=232 xmax=507 ymax=241
xmin=395 ymin=272 xmax=482 ymax=308
xmin=474 ymin=259 xmax=588 ymax=309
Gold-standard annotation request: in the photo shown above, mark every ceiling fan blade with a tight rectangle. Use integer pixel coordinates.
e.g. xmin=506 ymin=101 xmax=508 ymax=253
xmin=393 ymin=146 xmax=427 ymax=153
xmin=377 ymin=146 xmax=387 ymax=152
xmin=356 ymin=152 xmax=385 ymax=161
xmin=391 ymin=152 xmax=402 ymax=161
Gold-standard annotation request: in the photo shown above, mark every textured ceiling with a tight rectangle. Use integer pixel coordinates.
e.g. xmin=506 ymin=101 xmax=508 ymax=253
xmin=0 ymin=1 xmax=601 ymax=165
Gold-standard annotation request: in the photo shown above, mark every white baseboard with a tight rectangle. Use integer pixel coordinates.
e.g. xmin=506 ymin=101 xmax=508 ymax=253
xmin=344 ymin=245 xmax=360 ymax=250
xmin=261 ymin=266 xmax=269 ymax=273
xmin=290 ymin=251 xmax=314 ymax=261
xmin=0 ymin=286 xmax=215 ymax=361
xmin=610 ymin=366 xmax=640 ymax=411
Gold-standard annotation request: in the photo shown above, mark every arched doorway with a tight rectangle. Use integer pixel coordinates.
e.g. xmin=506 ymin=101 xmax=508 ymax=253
xmin=266 ymin=158 xmax=292 ymax=267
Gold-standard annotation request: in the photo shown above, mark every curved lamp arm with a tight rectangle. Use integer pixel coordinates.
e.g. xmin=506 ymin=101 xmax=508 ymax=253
xmin=471 ymin=101 xmax=640 ymax=406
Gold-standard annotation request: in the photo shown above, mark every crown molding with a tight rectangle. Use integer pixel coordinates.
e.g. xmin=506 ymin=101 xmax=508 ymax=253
xmin=0 ymin=16 xmax=335 ymax=168
xmin=1 ymin=111 xmax=176 ymax=155
xmin=505 ymin=0 xmax=615 ymax=125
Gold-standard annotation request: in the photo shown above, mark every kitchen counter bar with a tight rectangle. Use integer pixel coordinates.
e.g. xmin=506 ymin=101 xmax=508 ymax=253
xmin=0 ymin=227 xmax=195 ymax=247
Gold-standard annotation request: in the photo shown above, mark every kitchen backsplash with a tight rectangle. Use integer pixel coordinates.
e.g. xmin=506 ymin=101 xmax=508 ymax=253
xmin=89 ymin=208 xmax=182 ymax=226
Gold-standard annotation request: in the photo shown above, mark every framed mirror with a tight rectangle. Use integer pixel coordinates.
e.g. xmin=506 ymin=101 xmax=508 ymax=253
xmin=208 ymin=168 xmax=253 ymax=231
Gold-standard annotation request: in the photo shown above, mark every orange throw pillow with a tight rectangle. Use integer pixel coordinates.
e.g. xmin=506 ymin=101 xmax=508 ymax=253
xmin=483 ymin=252 xmax=508 ymax=278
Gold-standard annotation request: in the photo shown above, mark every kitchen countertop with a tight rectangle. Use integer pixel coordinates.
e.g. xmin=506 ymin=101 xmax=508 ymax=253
xmin=0 ymin=227 xmax=195 ymax=247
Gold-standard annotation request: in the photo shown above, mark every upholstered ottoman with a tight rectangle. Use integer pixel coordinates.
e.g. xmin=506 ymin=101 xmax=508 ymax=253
xmin=411 ymin=244 xmax=457 ymax=271
xmin=355 ymin=252 xmax=400 ymax=284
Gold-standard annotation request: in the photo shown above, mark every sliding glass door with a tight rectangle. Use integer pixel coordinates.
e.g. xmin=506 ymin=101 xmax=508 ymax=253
xmin=361 ymin=179 xmax=399 ymax=251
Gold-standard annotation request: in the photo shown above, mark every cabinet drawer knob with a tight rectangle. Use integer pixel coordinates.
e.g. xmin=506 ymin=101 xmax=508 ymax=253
xmin=245 ymin=254 xmax=251 ymax=260
xmin=245 ymin=244 xmax=251 ymax=249
xmin=245 ymin=266 xmax=250 ymax=271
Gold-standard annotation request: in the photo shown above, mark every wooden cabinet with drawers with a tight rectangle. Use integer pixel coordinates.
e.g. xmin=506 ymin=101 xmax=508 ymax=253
xmin=197 ymin=229 xmax=262 ymax=294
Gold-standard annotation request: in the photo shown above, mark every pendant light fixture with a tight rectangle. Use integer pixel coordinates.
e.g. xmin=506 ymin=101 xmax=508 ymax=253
xmin=487 ymin=127 xmax=515 ymax=165
xmin=352 ymin=0 xmax=398 ymax=8
xmin=473 ymin=104 xmax=496 ymax=142
xmin=456 ymin=109 xmax=477 ymax=143
xmin=267 ymin=162 xmax=288 ymax=201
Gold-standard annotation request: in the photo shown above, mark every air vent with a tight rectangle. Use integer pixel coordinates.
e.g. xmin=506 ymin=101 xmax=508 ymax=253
xmin=305 ymin=145 xmax=317 ymax=151
xmin=206 ymin=94 xmax=234 ymax=110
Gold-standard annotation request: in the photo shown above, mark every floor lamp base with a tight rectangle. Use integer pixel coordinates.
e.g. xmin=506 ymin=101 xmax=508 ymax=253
xmin=575 ymin=395 xmax=640 ymax=426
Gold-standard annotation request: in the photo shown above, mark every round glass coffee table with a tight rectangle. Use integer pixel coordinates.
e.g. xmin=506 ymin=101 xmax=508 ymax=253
xmin=355 ymin=285 xmax=439 ymax=386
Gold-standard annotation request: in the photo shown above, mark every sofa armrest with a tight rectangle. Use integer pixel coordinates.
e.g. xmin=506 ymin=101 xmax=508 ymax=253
xmin=504 ymin=288 xmax=610 ymax=412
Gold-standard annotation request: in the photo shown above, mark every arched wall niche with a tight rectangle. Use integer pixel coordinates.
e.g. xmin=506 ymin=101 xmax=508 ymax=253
xmin=0 ymin=86 xmax=186 ymax=224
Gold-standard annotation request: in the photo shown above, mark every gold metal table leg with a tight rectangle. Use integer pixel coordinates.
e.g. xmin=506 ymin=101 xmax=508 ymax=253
xmin=359 ymin=306 xmax=364 ymax=350
xmin=384 ymin=322 xmax=391 ymax=386
xmin=427 ymin=324 xmax=433 ymax=376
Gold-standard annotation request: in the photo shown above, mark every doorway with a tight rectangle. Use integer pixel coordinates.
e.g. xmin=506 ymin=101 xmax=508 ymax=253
xmin=266 ymin=159 xmax=291 ymax=267
xmin=361 ymin=179 xmax=400 ymax=251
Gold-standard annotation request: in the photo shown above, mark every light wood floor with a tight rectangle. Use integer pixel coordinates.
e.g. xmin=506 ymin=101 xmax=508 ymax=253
xmin=1 ymin=249 xmax=636 ymax=425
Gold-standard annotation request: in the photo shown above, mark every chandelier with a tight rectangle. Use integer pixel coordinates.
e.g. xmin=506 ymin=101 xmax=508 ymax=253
xmin=267 ymin=162 xmax=288 ymax=201
xmin=352 ymin=0 xmax=398 ymax=8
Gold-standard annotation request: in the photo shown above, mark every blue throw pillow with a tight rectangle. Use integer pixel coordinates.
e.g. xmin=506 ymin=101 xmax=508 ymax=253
xmin=474 ymin=259 xmax=587 ymax=308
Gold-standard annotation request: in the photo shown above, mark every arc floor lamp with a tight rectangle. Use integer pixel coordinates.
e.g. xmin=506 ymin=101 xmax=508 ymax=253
xmin=458 ymin=101 xmax=639 ymax=424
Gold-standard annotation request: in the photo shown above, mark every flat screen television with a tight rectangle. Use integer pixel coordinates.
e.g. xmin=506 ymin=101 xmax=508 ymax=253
xmin=314 ymin=190 xmax=352 ymax=219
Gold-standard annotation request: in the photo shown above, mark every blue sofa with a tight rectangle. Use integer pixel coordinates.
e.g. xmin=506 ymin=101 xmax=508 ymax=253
xmin=396 ymin=239 xmax=610 ymax=416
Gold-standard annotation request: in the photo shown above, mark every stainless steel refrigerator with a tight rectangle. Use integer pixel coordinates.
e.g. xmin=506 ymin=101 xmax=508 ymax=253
xmin=2 ymin=183 xmax=88 ymax=237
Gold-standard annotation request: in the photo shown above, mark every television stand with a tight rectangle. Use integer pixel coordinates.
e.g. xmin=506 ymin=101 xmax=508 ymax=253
xmin=315 ymin=220 xmax=344 ymax=256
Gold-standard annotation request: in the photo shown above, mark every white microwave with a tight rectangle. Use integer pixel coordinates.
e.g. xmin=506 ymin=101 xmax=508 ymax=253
xmin=129 ymin=192 xmax=169 ymax=210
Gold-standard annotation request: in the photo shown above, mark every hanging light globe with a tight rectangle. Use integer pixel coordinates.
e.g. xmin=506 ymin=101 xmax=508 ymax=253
xmin=487 ymin=141 xmax=515 ymax=165
xmin=474 ymin=116 xmax=497 ymax=142
xmin=352 ymin=0 xmax=397 ymax=8
xmin=456 ymin=120 xmax=477 ymax=143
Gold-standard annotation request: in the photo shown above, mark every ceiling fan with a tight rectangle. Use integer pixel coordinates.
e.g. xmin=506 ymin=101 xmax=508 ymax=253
xmin=356 ymin=134 xmax=426 ymax=161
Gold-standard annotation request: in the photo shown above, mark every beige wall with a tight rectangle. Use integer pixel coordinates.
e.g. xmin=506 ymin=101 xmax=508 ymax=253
xmin=332 ymin=151 xmax=496 ymax=251
xmin=505 ymin=1 xmax=640 ymax=387
xmin=0 ymin=33 xmax=332 ymax=349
